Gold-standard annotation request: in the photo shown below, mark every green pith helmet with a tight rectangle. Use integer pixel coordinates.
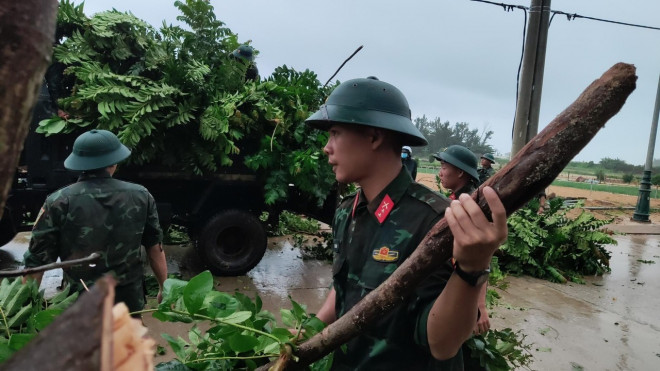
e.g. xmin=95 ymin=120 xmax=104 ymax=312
xmin=64 ymin=129 xmax=131 ymax=171
xmin=481 ymin=153 xmax=495 ymax=163
xmin=232 ymin=44 xmax=255 ymax=62
xmin=305 ymin=76 xmax=428 ymax=146
xmin=433 ymin=145 xmax=479 ymax=182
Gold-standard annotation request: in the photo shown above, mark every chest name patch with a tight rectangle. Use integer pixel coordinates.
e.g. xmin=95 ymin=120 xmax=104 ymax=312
xmin=372 ymin=246 xmax=399 ymax=262
xmin=374 ymin=194 xmax=394 ymax=224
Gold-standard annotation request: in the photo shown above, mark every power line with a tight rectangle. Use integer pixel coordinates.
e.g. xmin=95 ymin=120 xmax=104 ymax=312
xmin=470 ymin=0 xmax=660 ymax=31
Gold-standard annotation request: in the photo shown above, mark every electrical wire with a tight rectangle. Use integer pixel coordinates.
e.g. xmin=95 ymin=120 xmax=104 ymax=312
xmin=470 ymin=0 xmax=660 ymax=141
xmin=470 ymin=0 xmax=660 ymax=31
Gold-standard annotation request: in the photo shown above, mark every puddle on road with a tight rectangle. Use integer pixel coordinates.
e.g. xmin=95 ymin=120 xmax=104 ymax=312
xmin=494 ymin=234 xmax=660 ymax=371
xmin=162 ymin=236 xmax=332 ymax=310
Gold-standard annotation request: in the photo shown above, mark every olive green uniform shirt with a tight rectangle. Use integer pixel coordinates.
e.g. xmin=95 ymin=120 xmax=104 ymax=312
xmin=477 ymin=167 xmax=494 ymax=185
xmin=330 ymin=169 xmax=462 ymax=370
xmin=24 ymin=172 xmax=162 ymax=311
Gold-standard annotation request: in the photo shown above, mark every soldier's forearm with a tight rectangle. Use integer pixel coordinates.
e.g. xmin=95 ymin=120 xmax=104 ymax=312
xmin=147 ymin=243 xmax=167 ymax=287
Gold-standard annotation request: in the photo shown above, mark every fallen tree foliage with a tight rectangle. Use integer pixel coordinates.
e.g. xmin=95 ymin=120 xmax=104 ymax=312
xmin=0 ymin=276 xmax=156 ymax=371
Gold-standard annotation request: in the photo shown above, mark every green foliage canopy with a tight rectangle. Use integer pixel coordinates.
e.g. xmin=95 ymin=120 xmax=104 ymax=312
xmin=414 ymin=116 xmax=494 ymax=156
xmin=40 ymin=0 xmax=334 ymax=206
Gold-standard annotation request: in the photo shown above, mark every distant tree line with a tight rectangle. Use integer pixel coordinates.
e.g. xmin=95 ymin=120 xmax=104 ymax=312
xmin=568 ymin=157 xmax=660 ymax=174
xmin=413 ymin=116 xmax=494 ymax=157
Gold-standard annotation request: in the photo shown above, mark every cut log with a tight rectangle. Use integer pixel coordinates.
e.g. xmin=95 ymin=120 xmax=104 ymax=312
xmin=0 ymin=276 xmax=156 ymax=371
xmin=257 ymin=63 xmax=637 ymax=370
xmin=0 ymin=276 xmax=115 ymax=371
xmin=0 ymin=0 xmax=58 ymax=219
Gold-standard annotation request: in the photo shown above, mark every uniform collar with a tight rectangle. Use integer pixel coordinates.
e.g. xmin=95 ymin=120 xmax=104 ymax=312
xmin=450 ymin=182 xmax=476 ymax=200
xmin=78 ymin=171 xmax=112 ymax=181
xmin=351 ymin=168 xmax=411 ymax=224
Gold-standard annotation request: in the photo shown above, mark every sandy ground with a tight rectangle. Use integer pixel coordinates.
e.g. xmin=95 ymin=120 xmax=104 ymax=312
xmin=415 ymin=173 xmax=660 ymax=224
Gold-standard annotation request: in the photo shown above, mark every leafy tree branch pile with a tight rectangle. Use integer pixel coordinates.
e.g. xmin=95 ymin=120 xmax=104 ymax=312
xmin=499 ymin=198 xmax=615 ymax=284
xmin=40 ymin=0 xmax=334 ymax=205
xmin=0 ymin=278 xmax=78 ymax=363
xmin=146 ymin=271 xmax=332 ymax=371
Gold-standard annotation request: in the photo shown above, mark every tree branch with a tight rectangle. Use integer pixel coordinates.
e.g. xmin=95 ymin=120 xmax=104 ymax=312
xmin=0 ymin=253 xmax=101 ymax=277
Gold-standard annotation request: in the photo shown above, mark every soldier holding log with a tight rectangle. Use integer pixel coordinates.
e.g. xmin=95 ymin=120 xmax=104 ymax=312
xmin=306 ymin=76 xmax=507 ymax=370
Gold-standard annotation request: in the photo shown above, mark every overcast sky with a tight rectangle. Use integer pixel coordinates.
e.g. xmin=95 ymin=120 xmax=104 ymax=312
xmin=81 ymin=0 xmax=660 ymax=165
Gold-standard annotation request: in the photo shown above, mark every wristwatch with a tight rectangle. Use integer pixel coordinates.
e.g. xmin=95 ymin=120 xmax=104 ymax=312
xmin=453 ymin=261 xmax=490 ymax=287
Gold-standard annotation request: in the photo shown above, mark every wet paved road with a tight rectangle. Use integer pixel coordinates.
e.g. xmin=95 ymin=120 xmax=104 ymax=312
xmin=2 ymin=233 xmax=659 ymax=370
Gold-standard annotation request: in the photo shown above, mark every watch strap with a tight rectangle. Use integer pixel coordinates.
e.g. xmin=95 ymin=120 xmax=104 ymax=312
xmin=453 ymin=261 xmax=490 ymax=287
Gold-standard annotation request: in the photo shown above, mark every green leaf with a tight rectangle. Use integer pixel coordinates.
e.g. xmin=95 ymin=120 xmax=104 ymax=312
xmin=280 ymin=309 xmax=295 ymax=328
xmin=201 ymin=291 xmax=239 ymax=318
xmin=47 ymin=292 xmax=78 ymax=311
xmin=263 ymin=340 xmax=281 ymax=355
xmin=160 ymin=278 xmax=188 ymax=310
xmin=152 ymin=311 xmax=193 ymax=323
xmin=33 ymin=309 xmax=64 ymax=331
xmin=35 ymin=117 xmax=67 ymax=135
xmin=290 ymin=298 xmax=306 ymax=321
xmin=6 ymin=303 xmax=32 ymax=329
xmin=220 ymin=311 xmax=252 ymax=325
xmin=155 ymin=359 xmax=193 ymax=371
xmin=270 ymin=327 xmax=293 ymax=343
xmin=227 ymin=333 xmax=259 ymax=353
xmin=162 ymin=333 xmax=190 ymax=360
xmin=0 ymin=343 xmax=13 ymax=364
xmin=183 ymin=270 xmax=213 ymax=315
xmin=8 ymin=334 xmax=35 ymax=351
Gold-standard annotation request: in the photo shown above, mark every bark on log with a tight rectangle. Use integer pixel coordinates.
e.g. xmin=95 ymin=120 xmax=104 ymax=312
xmin=0 ymin=0 xmax=57 ymax=219
xmin=258 ymin=63 xmax=637 ymax=370
xmin=0 ymin=276 xmax=115 ymax=371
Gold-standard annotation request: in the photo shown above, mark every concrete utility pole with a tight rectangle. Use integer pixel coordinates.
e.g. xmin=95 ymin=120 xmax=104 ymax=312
xmin=633 ymin=74 xmax=660 ymax=222
xmin=511 ymin=0 xmax=552 ymax=156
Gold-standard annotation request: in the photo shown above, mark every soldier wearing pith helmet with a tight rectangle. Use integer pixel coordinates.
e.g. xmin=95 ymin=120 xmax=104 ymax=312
xmin=23 ymin=129 xmax=168 ymax=316
xmin=478 ymin=153 xmax=496 ymax=184
xmin=434 ymin=145 xmax=480 ymax=200
xmin=231 ymin=44 xmax=259 ymax=82
xmin=308 ymin=77 xmax=507 ymax=370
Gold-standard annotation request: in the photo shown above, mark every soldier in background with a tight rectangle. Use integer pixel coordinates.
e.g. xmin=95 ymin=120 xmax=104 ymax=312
xmin=307 ymin=76 xmax=507 ymax=370
xmin=434 ymin=145 xmax=490 ymax=371
xmin=232 ymin=44 xmax=259 ymax=82
xmin=401 ymin=145 xmax=418 ymax=180
xmin=23 ymin=130 xmax=167 ymax=317
xmin=477 ymin=153 xmax=496 ymax=185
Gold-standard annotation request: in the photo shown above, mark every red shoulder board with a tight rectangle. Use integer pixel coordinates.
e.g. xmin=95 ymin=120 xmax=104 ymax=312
xmin=374 ymin=194 xmax=394 ymax=224
xmin=351 ymin=193 xmax=360 ymax=218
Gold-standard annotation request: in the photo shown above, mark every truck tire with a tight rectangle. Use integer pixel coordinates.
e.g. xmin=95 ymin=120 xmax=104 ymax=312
xmin=198 ymin=209 xmax=267 ymax=276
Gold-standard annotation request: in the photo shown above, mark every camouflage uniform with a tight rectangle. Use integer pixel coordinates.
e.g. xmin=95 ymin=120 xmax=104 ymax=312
xmin=477 ymin=167 xmax=494 ymax=185
xmin=449 ymin=183 xmax=477 ymax=200
xmin=330 ymin=169 xmax=462 ymax=370
xmin=24 ymin=172 xmax=162 ymax=312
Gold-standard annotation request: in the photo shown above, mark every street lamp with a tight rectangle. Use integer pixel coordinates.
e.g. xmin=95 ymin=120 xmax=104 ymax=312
xmin=633 ymin=74 xmax=660 ymax=222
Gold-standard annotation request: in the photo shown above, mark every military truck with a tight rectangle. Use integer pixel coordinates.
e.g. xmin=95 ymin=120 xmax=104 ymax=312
xmin=0 ymin=121 xmax=336 ymax=276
